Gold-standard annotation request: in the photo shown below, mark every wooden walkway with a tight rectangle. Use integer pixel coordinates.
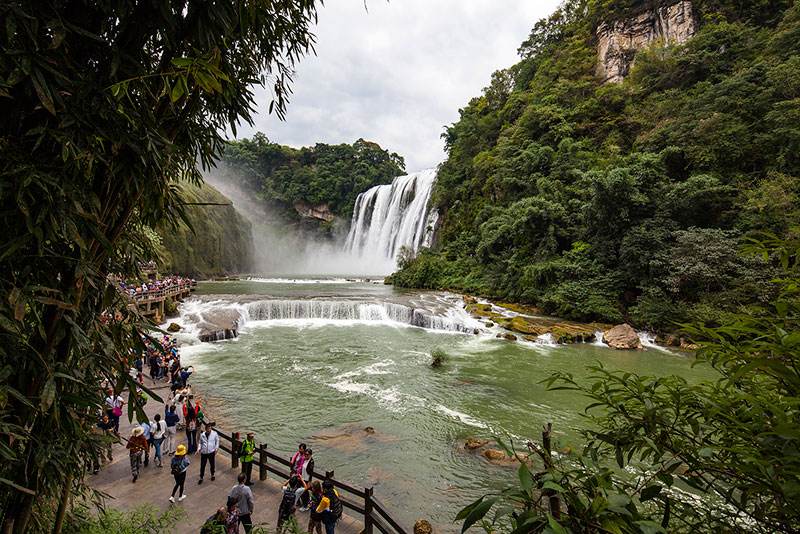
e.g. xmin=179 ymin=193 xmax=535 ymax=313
xmin=90 ymin=389 xmax=363 ymax=534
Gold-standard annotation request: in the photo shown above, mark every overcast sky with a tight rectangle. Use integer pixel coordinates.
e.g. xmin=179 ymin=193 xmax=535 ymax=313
xmin=236 ymin=0 xmax=561 ymax=172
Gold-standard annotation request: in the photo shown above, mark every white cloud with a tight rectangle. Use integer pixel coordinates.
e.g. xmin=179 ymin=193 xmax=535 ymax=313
xmin=236 ymin=0 xmax=561 ymax=171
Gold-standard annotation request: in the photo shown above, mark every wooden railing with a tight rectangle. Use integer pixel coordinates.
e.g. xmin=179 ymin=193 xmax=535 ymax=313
xmin=215 ymin=429 xmax=407 ymax=534
xmin=130 ymin=283 xmax=195 ymax=303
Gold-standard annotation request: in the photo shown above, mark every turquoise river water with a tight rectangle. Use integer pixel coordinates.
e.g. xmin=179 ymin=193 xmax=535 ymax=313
xmin=170 ymin=279 xmax=711 ymax=529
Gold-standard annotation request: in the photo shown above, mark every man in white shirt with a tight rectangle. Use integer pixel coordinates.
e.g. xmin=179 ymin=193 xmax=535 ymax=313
xmin=150 ymin=413 xmax=166 ymax=467
xmin=197 ymin=422 xmax=219 ymax=484
xmin=104 ymin=390 xmax=124 ymax=433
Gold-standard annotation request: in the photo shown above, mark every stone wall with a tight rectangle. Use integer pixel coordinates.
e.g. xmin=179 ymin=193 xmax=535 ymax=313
xmin=596 ymin=0 xmax=697 ymax=83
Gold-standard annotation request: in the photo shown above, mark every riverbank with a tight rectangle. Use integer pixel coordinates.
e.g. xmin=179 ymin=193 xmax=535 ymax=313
xmin=90 ymin=377 xmax=365 ymax=534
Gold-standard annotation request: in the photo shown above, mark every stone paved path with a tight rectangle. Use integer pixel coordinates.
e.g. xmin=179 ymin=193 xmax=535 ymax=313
xmin=90 ymin=382 xmax=363 ymax=534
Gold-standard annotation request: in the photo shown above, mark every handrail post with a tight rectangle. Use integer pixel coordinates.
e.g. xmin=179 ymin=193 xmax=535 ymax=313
xmin=259 ymin=443 xmax=268 ymax=481
xmin=232 ymin=432 xmax=240 ymax=469
xmin=364 ymin=487 xmax=374 ymax=534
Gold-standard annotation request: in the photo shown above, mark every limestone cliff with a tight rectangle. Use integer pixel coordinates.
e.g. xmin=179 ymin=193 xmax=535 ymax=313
xmin=596 ymin=0 xmax=697 ymax=83
xmin=293 ymin=201 xmax=336 ymax=223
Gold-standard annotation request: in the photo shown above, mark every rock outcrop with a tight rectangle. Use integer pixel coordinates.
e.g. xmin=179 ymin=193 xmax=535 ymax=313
xmin=293 ymin=201 xmax=336 ymax=223
xmin=596 ymin=0 xmax=697 ymax=83
xmin=194 ymin=309 xmax=241 ymax=343
xmin=166 ymin=322 xmax=181 ymax=333
xmin=603 ymin=323 xmax=643 ymax=350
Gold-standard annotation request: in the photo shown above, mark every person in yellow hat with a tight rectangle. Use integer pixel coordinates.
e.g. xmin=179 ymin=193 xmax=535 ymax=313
xmin=169 ymin=444 xmax=190 ymax=502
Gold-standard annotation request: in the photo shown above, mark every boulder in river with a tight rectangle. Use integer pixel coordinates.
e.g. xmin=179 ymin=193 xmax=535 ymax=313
xmin=482 ymin=449 xmax=507 ymax=461
xmin=603 ymin=324 xmax=643 ymax=350
xmin=166 ymin=322 xmax=181 ymax=333
xmin=496 ymin=332 xmax=517 ymax=341
xmin=464 ymin=438 xmax=490 ymax=450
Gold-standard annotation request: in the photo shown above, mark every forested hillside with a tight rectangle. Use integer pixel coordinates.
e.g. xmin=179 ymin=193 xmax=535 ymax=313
xmin=391 ymin=0 xmax=800 ymax=330
xmin=221 ymin=135 xmax=405 ymax=232
xmin=156 ymin=182 xmax=253 ymax=276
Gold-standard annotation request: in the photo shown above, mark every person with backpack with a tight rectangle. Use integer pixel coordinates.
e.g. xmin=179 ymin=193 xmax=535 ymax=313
xmin=169 ymin=444 xmax=190 ymax=503
xmin=150 ymin=413 xmax=166 ymax=467
xmin=125 ymin=426 xmax=148 ymax=483
xmin=306 ymin=480 xmax=324 ymax=534
xmin=164 ymin=404 xmax=180 ymax=454
xmin=277 ymin=475 xmax=308 ymax=532
xmin=239 ymin=432 xmax=256 ymax=486
xmin=229 ymin=472 xmax=254 ymax=533
xmin=315 ymin=479 xmax=343 ymax=534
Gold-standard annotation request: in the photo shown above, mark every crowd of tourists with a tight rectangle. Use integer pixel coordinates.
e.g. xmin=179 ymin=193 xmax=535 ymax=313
xmin=117 ymin=274 xmax=195 ymax=299
xmin=96 ymin=334 xmax=344 ymax=534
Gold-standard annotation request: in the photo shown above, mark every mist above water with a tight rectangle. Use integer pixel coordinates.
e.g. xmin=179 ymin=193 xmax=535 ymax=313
xmin=202 ymin=163 xmax=438 ymax=276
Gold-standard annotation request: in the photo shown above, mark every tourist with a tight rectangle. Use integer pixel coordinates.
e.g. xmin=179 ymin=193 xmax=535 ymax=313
xmin=90 ymin=414 xmax=113 ymax=474
xmin=104 ymin=389 xmax=124 ymax=433
xmin=198 ymin=422 xmax=219 ymax=484
xmin=239 ymin=431 xmax=256 ymax=486
xmin=315 ymin=480 xmax=343 ymax=534
xmin=277 ymin=474 xmax=307 ymax=532
xmin=229 ymin=472 xmax=254 ymax=533
xmin=169 ymin=444 xmax=190 ymax=502
xmin=307 ymin=481 xmax=324 ymax=534
xmin=149 ymin=413 xmax=165 ymax=467
xmin=297 ymin=448 xmax=315 ymax=510
xmin=140 ymin=418 xmax=151 ymax=467
xmin=290 ymin=443 xmax=307 ymax=478
xmin=184 ymin=396 xmax=199 ymax=453
xmin=164 ymin=404 xmax=180 ymax=454
xmin=201 ymin=507 xmax=228 ymax=534
xmin=225 ymin=498 xmax=240 ymax=534
xmin=125 ymin=426 xmax=148 ymax=483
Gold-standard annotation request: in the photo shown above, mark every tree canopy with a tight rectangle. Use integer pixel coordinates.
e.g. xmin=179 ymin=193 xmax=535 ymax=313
xmin=223 ymin=134 xmax=405 ymax=220
xmin=391 ymin=0 xmax=800 ymax=331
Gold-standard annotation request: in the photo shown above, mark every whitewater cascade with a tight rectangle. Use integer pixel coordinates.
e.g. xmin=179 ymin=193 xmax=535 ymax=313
xmin=177 ymin=297 xmax=483 ymax=341
xmin=345 ymin=169 xmax=438 ymax=270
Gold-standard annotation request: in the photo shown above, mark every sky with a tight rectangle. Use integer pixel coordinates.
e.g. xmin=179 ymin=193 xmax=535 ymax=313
xmin=235 ymin=0 xmax=561 ymax=172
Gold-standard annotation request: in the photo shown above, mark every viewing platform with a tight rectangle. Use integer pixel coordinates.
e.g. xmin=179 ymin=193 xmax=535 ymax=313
xmin=120 ymin=279 xmax=196 ymax=322
xmin=92 ymin=384 xmax=407 ymax=534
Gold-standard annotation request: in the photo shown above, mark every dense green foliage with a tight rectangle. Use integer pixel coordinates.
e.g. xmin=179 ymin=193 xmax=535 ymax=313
xmin=0 ymin=0 xmax=317 ymax=532
xmin=391 ymin=0 xmax=800 ymax=329
xmin=157 ymin=182 xmax=253 ymax=276
xmin=222 ymin=133 xmax=405 ymax=221
xmin=64 ymin=506 xmax=184 ymax=534
xmin=458 ymin=236 xmax=800 ymax=533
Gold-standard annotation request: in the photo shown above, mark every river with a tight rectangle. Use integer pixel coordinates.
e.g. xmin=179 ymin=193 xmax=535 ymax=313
xmin=170 ymin=278 xmax=709 ymax=528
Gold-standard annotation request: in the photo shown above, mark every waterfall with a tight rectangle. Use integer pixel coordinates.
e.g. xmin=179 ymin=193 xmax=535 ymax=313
xmin=177 ymin=297 xmax=482 ymax=341
xmin=345 ymin=169 xmax=438 ymax=269
xmin=244 ymin=299 xmax=476 ymax=332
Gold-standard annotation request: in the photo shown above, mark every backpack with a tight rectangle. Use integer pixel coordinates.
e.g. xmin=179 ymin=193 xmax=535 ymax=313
xmin=279 ymin=486 xmax=296 ymax=513
xmin=329 ymin=492 xmax=343 ymax=520
xmin=170 ymin=456 xmax=182 ymax=475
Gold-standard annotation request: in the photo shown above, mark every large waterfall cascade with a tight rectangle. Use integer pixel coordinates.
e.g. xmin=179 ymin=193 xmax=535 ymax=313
xmin=345 ymin=169 xmax=438 ymax=271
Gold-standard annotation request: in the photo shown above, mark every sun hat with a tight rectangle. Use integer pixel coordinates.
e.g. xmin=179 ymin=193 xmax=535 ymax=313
xmin=131 ymin=426 xmax=144 ymax=437
xmin=176 ymin=444 xmax=187 ymax=456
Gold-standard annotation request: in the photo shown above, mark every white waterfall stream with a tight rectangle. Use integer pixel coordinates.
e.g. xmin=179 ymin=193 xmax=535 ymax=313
xmin=345 ymin=169 xmax=437 ymax=271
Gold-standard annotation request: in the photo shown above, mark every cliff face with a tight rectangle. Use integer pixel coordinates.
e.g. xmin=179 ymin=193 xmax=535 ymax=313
xmin=293 ymin=201 xmax=336 ymax=223
xmin=157 ymin=182 xmax=253 ymax=276
xmin=596 ymin=0 xmax=697 ymax=83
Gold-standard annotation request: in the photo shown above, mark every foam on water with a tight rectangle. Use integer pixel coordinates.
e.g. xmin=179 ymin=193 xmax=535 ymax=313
xmin=435 ymin=405 xmax=488 ymax=429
